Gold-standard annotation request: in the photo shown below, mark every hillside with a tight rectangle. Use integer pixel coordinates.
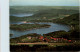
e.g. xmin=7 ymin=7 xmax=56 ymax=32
xmin=54 ymin=13 xmax=79 ymax=27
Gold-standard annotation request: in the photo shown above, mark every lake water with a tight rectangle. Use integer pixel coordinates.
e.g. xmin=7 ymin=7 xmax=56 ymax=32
xmin=10 ymin=13 xmax=33 ymax=17
xmin=10 ymin=22 xmax=71 ymax=38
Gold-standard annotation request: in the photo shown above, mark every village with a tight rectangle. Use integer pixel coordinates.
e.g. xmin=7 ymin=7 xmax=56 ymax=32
xmin=21 ymin=33 xmax=72 ymax=43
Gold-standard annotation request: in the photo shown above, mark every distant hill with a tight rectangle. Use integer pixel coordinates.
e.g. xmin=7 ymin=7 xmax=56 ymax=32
xmin=10 ymin=6 xmax=79 ymax=14
xmin=32 ymin=9 xmax=78 ymax=17
xmin=10 ymin=6 xmax=79 ymax=25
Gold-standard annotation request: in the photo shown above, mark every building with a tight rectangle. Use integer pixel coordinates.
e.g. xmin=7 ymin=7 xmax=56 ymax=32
xmin=27 ymin=36 xmax=32 ymax=39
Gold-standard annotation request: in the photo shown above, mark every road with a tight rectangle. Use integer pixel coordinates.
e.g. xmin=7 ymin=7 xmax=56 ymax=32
xmin=17 ymin=42 xmax=73 ymax=45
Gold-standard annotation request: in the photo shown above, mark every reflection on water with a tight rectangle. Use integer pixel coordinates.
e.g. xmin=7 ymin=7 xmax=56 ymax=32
xmin=10 ymin=22 xmax=70 ymax=38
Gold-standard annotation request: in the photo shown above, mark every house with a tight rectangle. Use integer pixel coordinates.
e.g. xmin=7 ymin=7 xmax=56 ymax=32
xmin=43 ymin=17 xmax=46 ymax=19
xmin=22 ymin=21 xmax=27 ymax=23
xmin=39 ymin=36 xmax=44 ymax=39
xmin=50 ymin=37 xmax=69 ymax=42
xmin=27 ymin=36 xmax=32 ymax=39
xmin=68 ymin=40 xmax=72 ymax=42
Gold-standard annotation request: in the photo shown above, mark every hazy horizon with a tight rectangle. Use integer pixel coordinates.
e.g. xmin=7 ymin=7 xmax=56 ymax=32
xmin=10 ymin=5 xmax=79 ymax=7
xmin=10 ymin=0 xmax=79 ymax=6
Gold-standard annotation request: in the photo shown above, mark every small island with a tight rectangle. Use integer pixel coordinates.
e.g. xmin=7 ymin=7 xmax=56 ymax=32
xmin=10 ymin=24 xmax=51 ymax=31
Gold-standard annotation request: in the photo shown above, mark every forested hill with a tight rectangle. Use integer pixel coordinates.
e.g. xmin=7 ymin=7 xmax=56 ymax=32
xmin=32 ymin=9 xmax=78 ymax=17
xmin=54 ymin=13 xmax=79 ymax=30
xmin=55 ymin=13 xmax=79 ymax=24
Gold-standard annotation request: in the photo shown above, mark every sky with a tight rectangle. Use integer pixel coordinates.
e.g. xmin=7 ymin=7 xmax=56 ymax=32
xmin=10 ymin=0 xmax=79 ymax=6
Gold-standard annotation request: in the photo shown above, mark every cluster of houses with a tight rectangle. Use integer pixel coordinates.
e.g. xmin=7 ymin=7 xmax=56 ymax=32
xmin=39 ymin=36 xmax=72 ymax=43
xmin=27 ymin=36 xmax=72 ymax=43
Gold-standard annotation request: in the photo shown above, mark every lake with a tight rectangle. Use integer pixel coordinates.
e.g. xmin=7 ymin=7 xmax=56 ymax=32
xmin=10 ymin=13 xmax=33 ymax=17
xmin=10 ymin=22 xmax=71 ymax=38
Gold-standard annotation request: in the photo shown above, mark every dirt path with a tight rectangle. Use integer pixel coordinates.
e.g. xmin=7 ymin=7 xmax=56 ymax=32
xmin=17 ymin=43 xmax=73 ymax=45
